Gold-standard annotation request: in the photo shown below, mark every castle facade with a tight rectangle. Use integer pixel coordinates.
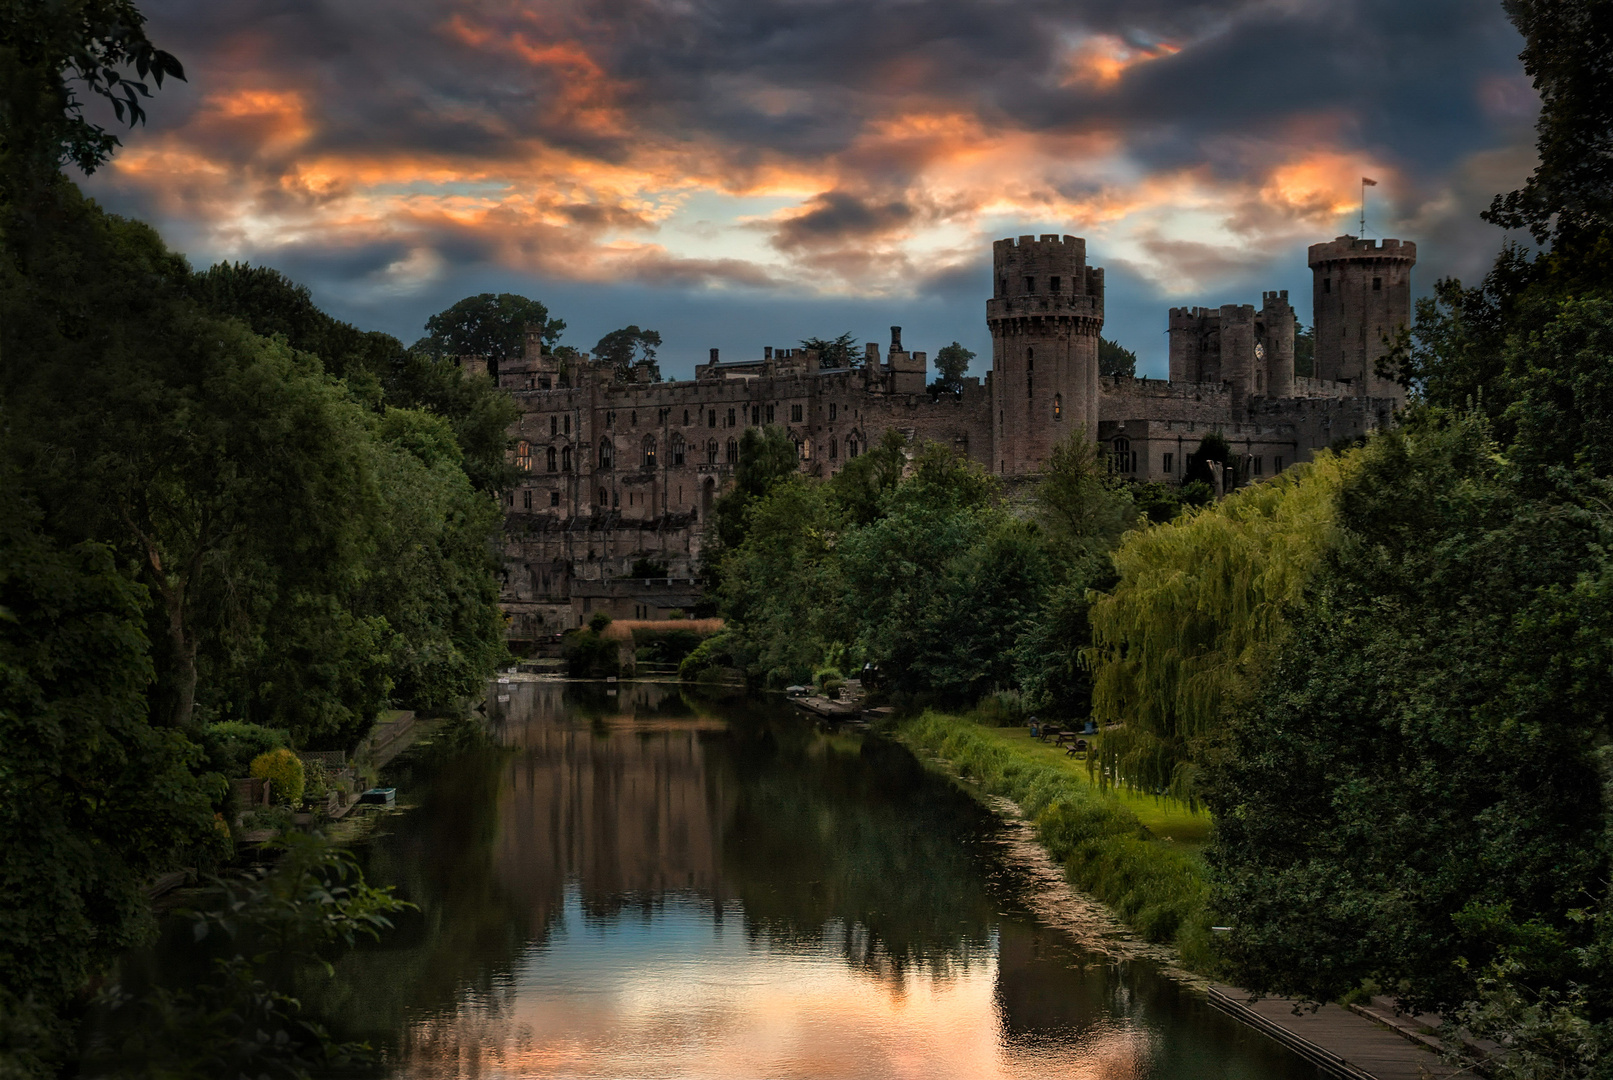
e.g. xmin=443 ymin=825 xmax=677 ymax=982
xmin=493 ymin=233 xmax=1414 ymax=639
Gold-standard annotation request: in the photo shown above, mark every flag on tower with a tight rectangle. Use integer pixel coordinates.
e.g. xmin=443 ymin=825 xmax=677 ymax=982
xmin=1362 ymin=177 xmax=1378 ymax=186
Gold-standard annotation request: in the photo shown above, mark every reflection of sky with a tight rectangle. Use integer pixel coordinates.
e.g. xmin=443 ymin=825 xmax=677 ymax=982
xmin=399 ymin=884 xmax=1149 ymax=1079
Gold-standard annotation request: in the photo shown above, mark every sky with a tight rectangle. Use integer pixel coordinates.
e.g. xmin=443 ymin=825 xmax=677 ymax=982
xmin=80 ymin=0 xmax=1541 ymax=380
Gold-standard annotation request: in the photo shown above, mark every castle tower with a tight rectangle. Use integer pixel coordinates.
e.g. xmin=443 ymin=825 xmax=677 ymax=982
xmin=988 ymin=234 xmax=1104 ymax=474
xmin=1308 ymin=236 xmax=1416 ymax=400
xmin=1259 ymin=290 xmax=1296 ymax=399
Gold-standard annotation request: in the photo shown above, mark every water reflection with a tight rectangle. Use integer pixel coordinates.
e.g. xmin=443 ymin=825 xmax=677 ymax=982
xmin=324 ymin=681 xmax=1315 ymax=1079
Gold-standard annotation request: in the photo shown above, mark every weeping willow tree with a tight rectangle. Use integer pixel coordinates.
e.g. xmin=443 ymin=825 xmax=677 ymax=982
xmin=1083 ymin=450 xmax=1357 ymax=798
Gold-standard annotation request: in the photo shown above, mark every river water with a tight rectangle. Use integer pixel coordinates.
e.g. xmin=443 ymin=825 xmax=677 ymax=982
xmin=324 ymin=680 xmax=1318 ymax=1080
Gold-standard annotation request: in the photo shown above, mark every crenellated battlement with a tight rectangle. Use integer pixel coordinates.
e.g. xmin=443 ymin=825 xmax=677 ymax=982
xmin=1308 ymin=235 xmax=1418 ymax=267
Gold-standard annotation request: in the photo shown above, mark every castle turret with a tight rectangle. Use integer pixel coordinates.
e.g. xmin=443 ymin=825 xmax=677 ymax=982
xmin=987 ymin=234 xmax=1103 ymax=474
xmin=1308 ymin=236 xmax=1415 ymax=400
xmin=1260 ymin=290 xmax=1295 ymax=399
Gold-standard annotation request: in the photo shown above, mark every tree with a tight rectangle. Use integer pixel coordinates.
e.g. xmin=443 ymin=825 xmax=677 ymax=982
xmin=0 ymin=0 xmax=184 ymax=188
xmin=708 ymin=425 xmax=801 ymax=560
xmin=1035 ymin=429 xmax=1135 ymax=556
xmin=592 ymin=325 xmax=662 ymax=381
xmin=801 ymin=333 xmax=858 ymax=369
xmin=1481 ymin=0 xmax=1613 ymax=255
xmin=1182 ymin=431 xmax=1231 ymax=490
xmin=1293 ymin=322 xmax=1315 ymax=378
xmin=930 ymin=342 xmax=974 ymax=393
xmin=1099 ymin=337 xmax=1137 ymax=378
xmin=419 ymin=293 xmax=564 ymax=380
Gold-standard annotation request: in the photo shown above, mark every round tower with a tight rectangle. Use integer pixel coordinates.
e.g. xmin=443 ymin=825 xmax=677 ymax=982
xmin=987 ymin=234 xmax=1104 ymax=475
xmin=1308 ymin=236 xmax=1415 ymax=400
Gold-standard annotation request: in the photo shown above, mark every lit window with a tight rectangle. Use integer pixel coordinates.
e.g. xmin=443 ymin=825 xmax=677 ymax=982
xmin=643 ymin=436 xmax=657 ymax=468
xmin=1053 ymin=394 xmax=1062 ymax=420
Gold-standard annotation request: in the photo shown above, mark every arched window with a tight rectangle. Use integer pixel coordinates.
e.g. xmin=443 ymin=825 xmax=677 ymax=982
xmin=1053 ymin=394 xmax=1062 ymax=421
xmin=848 ymin=435 xmax=860 ymax=459
xmin=562 ymin=445 xmax=572 ymax=472
xmin=829 ymin=437 xmax=838 ymax=460
xmin=706 ymin=438 xmax=718 ymax=464
xmin=792 ymin=437 xmax=802 ymax=459
xmin=515 ymin=440 xmax=532 ymax=472
xmin=642 ymin=436 xmax=657 ymax=468
xmin=546 ymin=445 xmax=557 ymax=471
xmin=598 ymin=488 xmax=608 ymax=506
xmin=598 ymin=438 xmax=613 ymax=470
xmin=726 ymin=437 xmax=738 ymax=463
xmin=671 ymin=434 xmax=685 ymax=465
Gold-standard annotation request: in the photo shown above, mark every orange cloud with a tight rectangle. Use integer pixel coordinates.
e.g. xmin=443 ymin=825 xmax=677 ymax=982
xmin=1062 ymin=35 xmax=1180 ymax=90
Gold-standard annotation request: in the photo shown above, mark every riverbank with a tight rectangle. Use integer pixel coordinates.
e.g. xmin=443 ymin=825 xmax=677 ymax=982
xmin=896 ymin=710 xmax=1216 ymax=972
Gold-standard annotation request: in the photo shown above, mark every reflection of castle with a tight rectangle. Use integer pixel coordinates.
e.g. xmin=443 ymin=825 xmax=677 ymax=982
xmin=494 ymin=233 xmax=1413 ymax=637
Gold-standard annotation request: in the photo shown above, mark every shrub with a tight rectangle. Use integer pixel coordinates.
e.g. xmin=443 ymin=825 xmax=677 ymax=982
xmin=203 ymin=722 xmax=290 ymax=777
xmin=973 ymin=689 xmax=1030 ymax=727
xmin=821 ymin=679 xmax=845 ymax=699
xmin=812 ymin=666 xmax=845 ymax=689
xmin=562 ymin=629 xmax=620 ymax=678
xmin=633 ymin=628 xmax=703 ymax=665
xmin=679 ymin=630 xmax=735 ymax=681
xmin=301 ymin=759 xmax=330 ymax=805
xmin=588 ymin=611 xmax=612 ymax=633
xmin=249 ymin=748 xmax=305 ymax=807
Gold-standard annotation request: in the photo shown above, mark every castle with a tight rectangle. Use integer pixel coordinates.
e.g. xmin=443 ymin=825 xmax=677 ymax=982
xmin=493 ymin=232 xmax=1415 ymax=638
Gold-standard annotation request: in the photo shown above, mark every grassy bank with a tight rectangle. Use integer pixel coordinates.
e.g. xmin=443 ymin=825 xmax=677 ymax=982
xmin=898 ymin=711 xmax=1215 ymax=969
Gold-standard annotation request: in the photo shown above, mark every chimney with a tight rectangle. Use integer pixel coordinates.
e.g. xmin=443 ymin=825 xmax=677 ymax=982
xmin=709 ymin=348 xmax=719 ymax=364
xmin=890 ymin=326 xmax=903 ymax=351
xmin=764 ymin=346 xmax=773 ymax=360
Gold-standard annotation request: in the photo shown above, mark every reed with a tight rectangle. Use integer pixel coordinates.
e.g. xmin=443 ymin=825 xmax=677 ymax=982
xmin=599 ymin=618 xmax=725 ymax=641
xmin=900 ymin=711 xmax=1213 ymax=963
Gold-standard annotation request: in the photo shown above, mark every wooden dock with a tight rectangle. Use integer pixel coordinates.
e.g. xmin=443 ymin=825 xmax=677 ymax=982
xmin=1208 ymin=985 xmax=1463 ymax=1080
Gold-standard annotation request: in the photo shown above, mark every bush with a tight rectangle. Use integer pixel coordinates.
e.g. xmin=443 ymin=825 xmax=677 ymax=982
xmin=249 ymin=748 xmax=305 ymax=807
xmin=678 ymin=630 xmax=735 ymax=681
xmin=812 ymin=666 xmax=844 ymax=689
xmin=588 ymin=611 xmax=612 ymax=633
xmin=821 ymin=679 xmax=845 ymax=699
xmin=973 ymin=689 xmax=1030 ymax=727
xmin=301 ymin=759 xmax=330 ymax=805
xmin=562 ymin=629 xmax=619 ymax=678
xmin=633 ymin=628 xmax=703 ymax=665
xmin=203 ymin=722 xmax=290 ymax=777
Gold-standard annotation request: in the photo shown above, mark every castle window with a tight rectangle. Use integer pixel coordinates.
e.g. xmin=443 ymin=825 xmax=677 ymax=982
xmin=726 ymin=437 xmax=738 ymax=463
xmin=1372 ymin=277 xmax=1382 ymax=291
xmin=1053 ymin=394 xmax=1062 ymax=420
xmin=707 ymin=438 xmax=719 ymax=464
xmin=564 ymin=415 xmax=571 ymax=435
xmin=829 ymin=437 xmax=838 ymax=460
xmin=1050 ymin=276 xmax=1061 ymax=292
xmin=1323 ymin=278 xmax=1331 ymax=293
xmin=766 ymin=404 xmax=776 ymax=423
xmin=540 ymin=377 xmax=551 ymax=390
xmin=515 ymin=440 xmax=532 ymax=472
xmin=999 ymin=276 xmax=1008 ymax=297
xmin=507 ymin=492 xmax=514 ymax=506
xmin=848 ymin=436 xmax=860 ymax=458
xmin=599 ymin=488 xmax=608 ymax=506
xmin=550 ymin=416 xmax=558 ymax=437
xmin=523 ymin=490 xmax=532 ymax=510
xmin=598 ymin=438 xmax=613 ymax=469
xmin=829 ymin=403 xmax=837 ymax=421
xmin=562 ymin=446 xmax=572 ymax=471
xmin=791 ymin=404 xmax=803 ymax=423
xmin=684 ymin=409 xmax=690 ymax=425
xmin=751 ymin=406 xmax=760 ymax=425
xmin=1253 ymin=456 xmax=1263 ymax=475
xmin=546 ymin=446 xmax=557 ymax=472
xmin=708 ymin=409 xmax=717 ymax=427
xmin=613 ymin=490 xmax=619 ymax=507
xmin=1274 ymin=456 xmax=1283 ymax=472
xmin=1111 ymin=437 xmax=1135 ymax=474
xmin=1163 ymin=452 xmax=1174 ymax=474
xmin=672 ymin=434 xmax=685 ymax=465
xmin=727 ymin=407 xmax=736 ymax=427
xmin=659 ymin=407 xmax=670 ymax=424
xmin=643 ymin=436 xmax=657 ymax=468
xmin=1026 ymin=348 xmax=1034 ymax=370
xmin=1024 ymin=276 xmax=1035 ymax=293
xmin=550 ymin=491 xmax=560 ymax=507
xmin=630 ymin=410 xmax=637 ymax=426
xmin=606 ymin=410 xmax=615 ymax=429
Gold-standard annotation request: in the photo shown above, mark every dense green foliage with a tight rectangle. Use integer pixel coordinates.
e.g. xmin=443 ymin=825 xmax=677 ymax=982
xmin=592 ymin=324 xmax=662 ymax=380
xmin=1098 ymin=337 xmax=1137 ymax=378
xmin=0 ymin=15 xmax=511 ymax=1070
xmin=930 ymin=341 xmax=975 ymax=392
xmin=704 ymin=426 xmax=1138 ymax=711
xmin=417 ymin=291 xmax=564 ymax=382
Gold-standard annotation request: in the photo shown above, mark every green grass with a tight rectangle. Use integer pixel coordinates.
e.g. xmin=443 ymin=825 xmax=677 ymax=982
xmin=966 ymin=725 xmax=1211 ymax=849
xmin=898 ymin=710 xmax=1217 ymax=970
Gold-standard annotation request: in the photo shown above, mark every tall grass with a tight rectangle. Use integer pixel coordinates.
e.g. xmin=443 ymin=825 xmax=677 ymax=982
xmin=600 ymin=618 xmax=724 ymax=641
xmin=900 ymin=711 xmax=1215 ymax=967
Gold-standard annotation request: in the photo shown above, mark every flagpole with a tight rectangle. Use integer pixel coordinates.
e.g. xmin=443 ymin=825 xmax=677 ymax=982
xmin=1360 ymin=178 xmax=1366 ymax=238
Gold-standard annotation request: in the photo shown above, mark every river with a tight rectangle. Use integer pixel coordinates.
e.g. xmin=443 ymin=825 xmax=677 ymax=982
xmin=318 ymin=679 xmax=1320 ymax=1079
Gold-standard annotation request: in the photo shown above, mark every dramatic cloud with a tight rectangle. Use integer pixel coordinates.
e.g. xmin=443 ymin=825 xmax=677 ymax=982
xmin=83 ymin=0 xmax=1535 ymax=372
